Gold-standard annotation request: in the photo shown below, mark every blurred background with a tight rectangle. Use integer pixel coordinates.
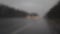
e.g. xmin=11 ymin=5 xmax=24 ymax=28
xmin=0 ymin=0 xmax=59 ymax=17
xmin=0 ymin=0 xmax=59 ymax=34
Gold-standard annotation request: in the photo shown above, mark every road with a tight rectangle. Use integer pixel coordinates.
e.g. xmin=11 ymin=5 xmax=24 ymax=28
xmin=0 ymin=17 xmax=51 ymax=34
xmin=9 ymin=18 xmax=51 ymax=34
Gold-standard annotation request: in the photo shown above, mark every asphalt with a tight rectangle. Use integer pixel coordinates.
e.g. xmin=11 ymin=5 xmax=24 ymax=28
xmin=0 ymin=18 xmax=51 ymax=34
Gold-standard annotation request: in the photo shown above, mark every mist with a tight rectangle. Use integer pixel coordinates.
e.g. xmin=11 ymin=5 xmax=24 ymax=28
xmin=0 ymin=0 xmax=59 ymax=34
xmin=0 ymin=0 xmax=59 ymax=17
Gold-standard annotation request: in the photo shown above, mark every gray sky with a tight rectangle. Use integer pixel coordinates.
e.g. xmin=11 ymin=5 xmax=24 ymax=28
xmin=0 ymin=0 xmax=59 ymax=17
xmin=0 ymin=0 xmax=59 ymax=34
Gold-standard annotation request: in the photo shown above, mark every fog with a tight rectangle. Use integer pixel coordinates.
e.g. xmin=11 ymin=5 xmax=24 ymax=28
xmin=0 ymin=0 xmax=59 ymax=17
xmin=0 ymin=0 xmax=59 ymax=34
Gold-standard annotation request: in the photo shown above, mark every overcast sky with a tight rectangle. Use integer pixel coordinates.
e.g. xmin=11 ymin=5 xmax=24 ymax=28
xmin=0 ymin=0 xmax=59 ymax=17
xmin=0 ymin=0 xmax=59 ymax=34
